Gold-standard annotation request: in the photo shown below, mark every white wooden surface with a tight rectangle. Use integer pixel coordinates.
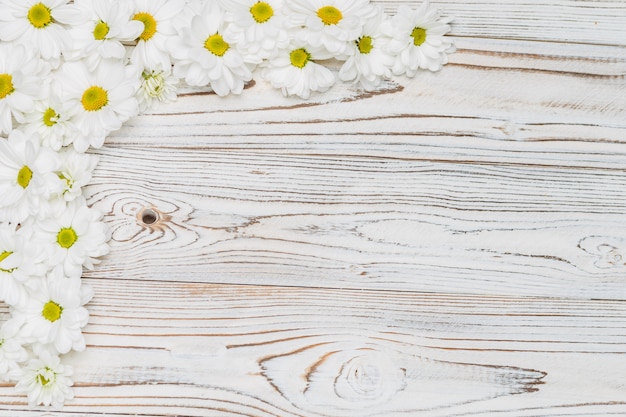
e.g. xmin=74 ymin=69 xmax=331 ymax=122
xmin=2 ymin=0 xmax=626 ymax=415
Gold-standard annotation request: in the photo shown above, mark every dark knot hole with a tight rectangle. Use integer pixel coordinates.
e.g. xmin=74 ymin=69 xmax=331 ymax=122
xmin=140 ymin=208 xmax=158 ymax=225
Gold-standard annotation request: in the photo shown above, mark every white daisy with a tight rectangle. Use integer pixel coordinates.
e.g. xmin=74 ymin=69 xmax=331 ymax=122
xmin=13 ymin=271 xmax=93 ymax=354
xmin=261 ymin=43 xmax=335 ymax=99
xmin=66 ymin=0 xmax=144 ymax=71
xmin=0 ymin=130 xmax=63 ymax=224
xmin=13 ymin=347 xmax=74 ymax=408
xmin=36 ymin=199 xmax=109 ymax=279
xmin=169 ymin=0 xmax=253 ymax=97
xmin=0 ymin=43 xmax=47 ymax=135
xmin=137 ymin=67 xmax=179 ymax=113
xmin=285 ymin=0 xmax=377 ymax=56
xmin=383 ymin=2 xmax=454 ymax=76
xmin=130 ymin=0 xmax=186 ymax=71
xmin=21 ymin=85 xmax=80 ymax=151
xmin=0 ymin=0 xmax=81 ymax=63
xmin=0 ymin=224 xmax=49 ymax=306
xmin=339 ymin=7 xmax=394 ymax=91
xmin=0 ymin=321 xmax=28 ymax=379
xmin=220 ymin=0 xmax=289 ymax=61
xmin=55 ymin=148 xmax=99 ymax=203
xmin=56 ymin=59 xmax=140 ymax=152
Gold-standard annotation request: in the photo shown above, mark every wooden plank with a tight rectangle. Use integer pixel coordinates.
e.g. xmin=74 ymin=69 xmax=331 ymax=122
xmin=1 ymin=279 xmax=625 ymax=416
xmin=103 ymin=42 xmax=626 ymax=170
xmin=84 ymin=144 xmax=626 ymax=299
xmin=390 ymin=0 xmax=626 ymax=46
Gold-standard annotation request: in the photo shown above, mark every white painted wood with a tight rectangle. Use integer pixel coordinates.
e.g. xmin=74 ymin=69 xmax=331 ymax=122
xmin=3 ymin=0 xmax=626 ymax=414
xmin=84 ymin=146 xmax=626 ymax=299
xmin=2 ymin=281 xmax=626 ymax=416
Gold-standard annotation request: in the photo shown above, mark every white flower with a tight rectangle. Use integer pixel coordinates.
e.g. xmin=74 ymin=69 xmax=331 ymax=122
xmin=339 ymin=8 xmax=394 ymax=91
xmin=0 ymin=130 xmax=63 ymax=224
xmin=66 ymin=0 xmax=144 ymax=71
xmin=36 ymin=199 xmax=109 ymax=278
xmin=0 ymin=0 xmax=81 ymax=63
xmin=0 ymin=322 xmax=28 ymax=379
xmin=21 ymin=85 xmax=80 ymax=151
xmin=13 ymin=347 xmax=74 ymax=408
xmin=0 ymin=43 xmax=47 ymax=135
xmin=55 ymin=148 xmax=99 ymax=203
xmin=137 ymin=67 xmax=179 ymax=112
xmin=221 ymin=0 xmax=289 ymax=61
xmin=56 ymin=59 xmax=140 ymax=152
xmin=12 ymin=272 xmax=93 ymax=354
xmin=261 ymin=43 xmax=335 ymax=99
xmin=169 ymin=0 xmax=253 ymax=97
xmin=285 ymin=0 xmax=377 ymax=56
xmin=130 ymin=0 xmax=185 ymax=71
xmin=0 ymin=224 xmax=48 ymax=306
xmin=383 ymin=2 xmax=454 ymax=76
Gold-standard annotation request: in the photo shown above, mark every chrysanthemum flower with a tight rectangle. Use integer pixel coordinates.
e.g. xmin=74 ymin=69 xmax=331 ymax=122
xmin=221 ymin=0 xmax=289 ymax=61
xmin=130 ymin=0 xmax=185 ymax=71
xmin=0 ymin=130 xmax=63 ymax=224
xmin=383 ymin=2 xmax=454 ymax=76
xmin=285 ymin=0 xmax=377 ymax=56
xmin=66 ymin=0 xmax=144 ymax=71
xmin=55 ymin=148 xmax=99 ymax=203
xmin=56 ymin=59 xmax=140 ymax=152
xmin=0 ymin=224 xmax=48 ymax=306
xmin=13 ymin=347 xmax=74 ymax=408
xmin=339 ymin=8 xmax=394 ymax=91
xmin=261 ymin=43 xmax=335 ymax=99
xmin=12 ymin=271 xmax=93 ymax=354
xmin=0 ymin=43 xmax=47 ymax=135
xmin=36 ymin=199 xmax=109 ymax=279
xmin=0 ymin=0 xmax=81 ymax=63
xmin=21 ymin=86 xmax=80 ymax=151
xmin=137 ymin=67 xmax=179 ymax=112
xmin=169 ymin=0 xmax=253 ymax=96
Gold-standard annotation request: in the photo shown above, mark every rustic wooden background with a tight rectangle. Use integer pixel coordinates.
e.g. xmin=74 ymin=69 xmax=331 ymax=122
xmin=3 ymin=0 xmax=626 ymax=415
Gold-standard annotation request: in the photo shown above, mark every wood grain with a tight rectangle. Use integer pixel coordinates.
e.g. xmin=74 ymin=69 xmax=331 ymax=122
xmin=2 ymin=280 xmax=626 ymax=416
xmin=84 ymin=145 xmax=626 ymax=299
xmin=3 ymin=0 xmax=626 ymax=414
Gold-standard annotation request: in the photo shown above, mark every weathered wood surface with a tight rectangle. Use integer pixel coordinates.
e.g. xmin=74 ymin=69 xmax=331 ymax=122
xmin=3 ymin=0 xmax=626 ymax=415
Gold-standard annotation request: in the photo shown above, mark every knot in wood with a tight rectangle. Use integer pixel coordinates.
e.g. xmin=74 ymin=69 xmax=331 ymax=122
xmin=347 ymin=360 xmax=382 ymax=396
xmin=335 ymin=353 xmax=406 ymax=403
xmin=137 ymin=206 xmax=170 ymax=230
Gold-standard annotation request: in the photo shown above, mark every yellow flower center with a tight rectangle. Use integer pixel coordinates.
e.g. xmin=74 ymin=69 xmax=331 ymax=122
xmin=0 ymin=74 xmax=14 ymax=99
xmin=357 ymin=36 xmax=373 ymax=54
xmin=317 ymin=6 xmax=342 ymax=25
xmin=0 ymin=251 xmax=15 ymax=273
xmin=93 ymin=20 xmax=110 ymax=40
xmin=290 ymin=48 xmax=310 ymax=69
xmin=204 ymin=34 xmax=229 ymax=57
xmin=0 ymin=251 xmax=11 ymax=263
xmin=17 ymin=166 xmax=33 ymax=189
xmin=411 ymin=27 xmax=427 ymax=46
xmin=250 ymin=2 xmax=274 ymax=23
xmin=43 ymin=107 xmax=58 ymax=127
xmin=57 ymin=227 xmax=78 ymax=249
xmin=42 ymin=301 xmax=63 ymax=322
xmin=27 ymin=3 xmax=52 ymax=29
xmin=81 ymin=86 xmax=108 ymax=111
xmin=38 ymin=373 xmax=50 ymax=386
xmin=133 ymin=12 xmax=157 ymax=41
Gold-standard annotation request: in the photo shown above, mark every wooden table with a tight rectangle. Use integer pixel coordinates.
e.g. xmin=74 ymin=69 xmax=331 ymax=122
xmin=4 ymin=0 xmax=625 ymax=415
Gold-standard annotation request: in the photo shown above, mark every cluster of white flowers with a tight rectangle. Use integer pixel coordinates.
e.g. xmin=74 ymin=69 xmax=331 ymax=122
xmin=0 ymin=0 xmax=453 ymax=409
